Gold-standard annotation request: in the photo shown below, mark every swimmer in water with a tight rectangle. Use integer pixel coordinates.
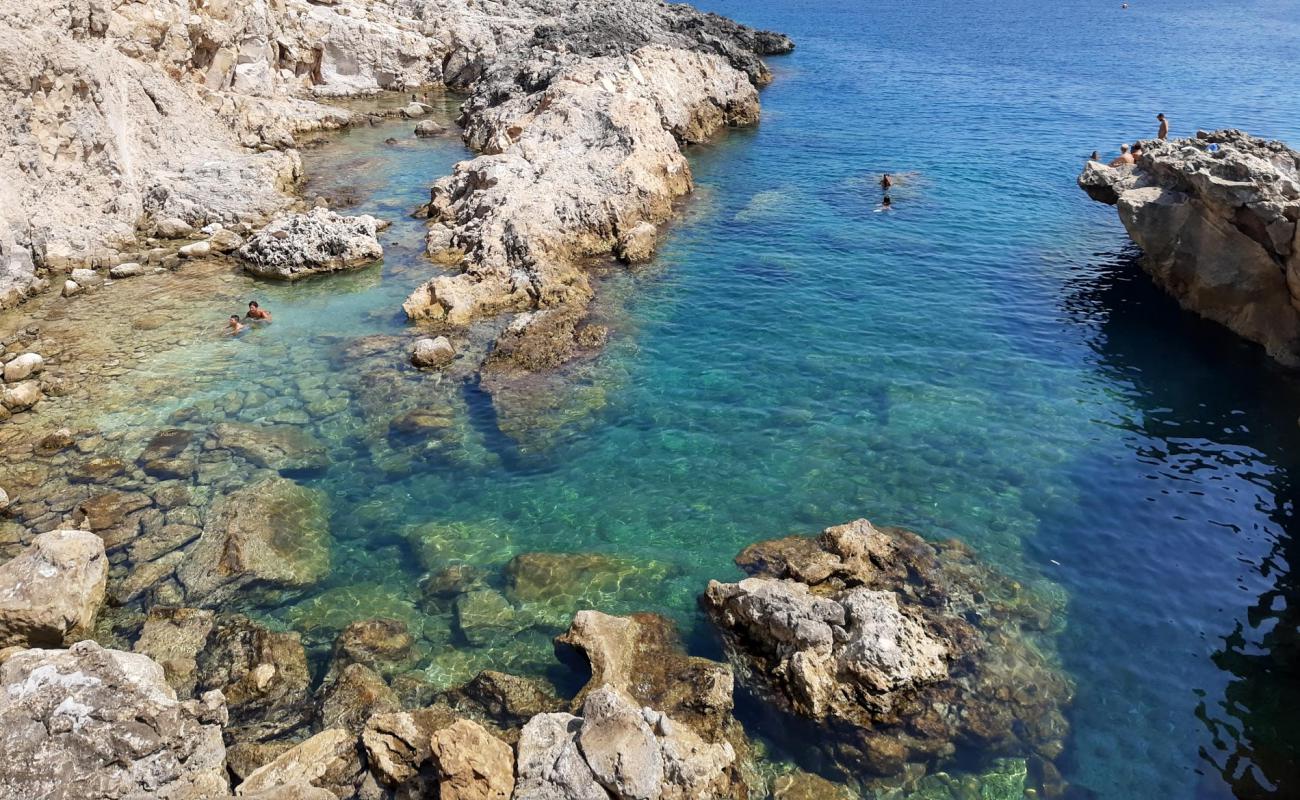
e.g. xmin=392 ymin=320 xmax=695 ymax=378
xmin=246 ymin=300 xmax=271 ymax=321
xmin=880 ymin=173 xmax=893 ymax=190
xmin=227 ymin=315 xmax=245 ymax=335
xmin=876 ymin=196 xmax=893 ymax=212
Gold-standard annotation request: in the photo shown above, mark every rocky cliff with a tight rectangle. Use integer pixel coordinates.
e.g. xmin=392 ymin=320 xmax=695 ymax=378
xmin=0 ymin=0 xmax=790 ymax=328
xmin=1079 ymin=130 xmax=1300 ymax=365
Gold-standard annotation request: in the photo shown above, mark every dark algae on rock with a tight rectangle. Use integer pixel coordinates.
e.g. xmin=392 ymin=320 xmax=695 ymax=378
xmin=702 ymin=519 xmax=1073 ymax=795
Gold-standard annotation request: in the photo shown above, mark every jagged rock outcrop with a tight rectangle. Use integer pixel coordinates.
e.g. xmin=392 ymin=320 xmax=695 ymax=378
xmin=237 ymin=208 xmax=383 ymax=279
xmin=196 ymin=615 xmax=315 ymax=743
xmin=0 ymin=640 xmax=230 ymax=799
xmin=702 ymin=518 xmax=1072 ymax=779
xmin=402 ymin=44 xmax=765 ymax=364
xmin=0 ymin=529 xmax=106 ymax=648
xmin=1080 ymin=130 xmax=1300 ymax=365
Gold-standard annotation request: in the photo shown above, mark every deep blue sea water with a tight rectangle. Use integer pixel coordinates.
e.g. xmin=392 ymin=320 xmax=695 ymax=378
xmin=81 ymin=1 xmax=1300 ymax=797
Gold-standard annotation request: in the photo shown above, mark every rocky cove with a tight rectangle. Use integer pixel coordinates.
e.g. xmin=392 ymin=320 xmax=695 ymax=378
xmin=4 ymin=0 xmax=1300 ymax=799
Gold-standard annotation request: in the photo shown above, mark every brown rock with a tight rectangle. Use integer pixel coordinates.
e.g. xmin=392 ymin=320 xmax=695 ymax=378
xmin=429 ymin=718 xmax=515 ymax=800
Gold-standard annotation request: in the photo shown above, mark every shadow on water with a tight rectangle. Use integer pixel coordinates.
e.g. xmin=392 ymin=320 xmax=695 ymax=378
xmin=460 ymin=377 xmax=527 ymax=472
xmin=1045 ymin=249 xmax=1300 ymax=799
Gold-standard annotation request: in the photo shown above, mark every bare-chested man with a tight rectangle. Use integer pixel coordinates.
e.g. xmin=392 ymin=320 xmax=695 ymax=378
xmin=1157 ymin=113 xmax=1169 ymax=140
xmin=227 ymin=315 xmax=245 ymax=335
xmin=247 ymin=300 xmax=272 ymax=321
xmin=1108 ymin=144 xmax=1134 ymax=167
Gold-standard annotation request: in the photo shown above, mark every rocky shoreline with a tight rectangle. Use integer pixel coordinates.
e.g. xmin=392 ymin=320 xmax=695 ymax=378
xmin=1079 ymin=129 xmax=1300 ymax=366
xmin=0 ymin=520 xmax=1071 ymax=799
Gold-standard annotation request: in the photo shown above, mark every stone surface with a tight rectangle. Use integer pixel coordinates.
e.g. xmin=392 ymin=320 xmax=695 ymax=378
xmin=415 ymin=119 xmax=446 ymax=137
xmin=236 ymin=728 xmax=363 ymax=797
xmin=362 ymin=705 xmax=460 ymax=789
xmin=109 ymin=262 xmax=145 ymax=278
xmin=3 ymin=352 xmax=42 ymax=382
xmin=1080 ymin=130 xmax=1300 ymax=365
xmin=178 ymin=476 xmax=331 ymax=606
xmin=317 ymin=662 xmax=400 ymax=732
xmin=238 ymin=208 xmax=384 ymax=280
xmin=412 ymin=336 xmax=457 ymax=368
xmin=0 ymin=641 xmax=228 ymax=799
xmin=429 ymin=718 xmax=516 ymax=800
xmin=702 ymin=518 xmax=1073 ymax=778
xmin=514 ymin=712 xmax=608 ymax=800
xmin=0 ymin=530 xmax=106 ymax=648
xmin=196 ymin=615 xmax=313 ymax=742
xmin=207 ymin=422 xmax=329 ymax=475
xmin=133 ymin=606 xmax=217 ymax=696
xmin=1 ymin=379 xmax=42 ymax=411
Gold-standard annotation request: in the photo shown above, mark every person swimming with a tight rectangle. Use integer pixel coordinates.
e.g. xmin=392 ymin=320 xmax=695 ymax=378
xmin=875 ymin=195 xmax=893 ymax=212
xmin=227 ymin=315 xmax=245 ymax=335
xmin=246 ymin=300 xmax=272 ymax=321
xmin=880 ymin=173 xmax=893 ymax=190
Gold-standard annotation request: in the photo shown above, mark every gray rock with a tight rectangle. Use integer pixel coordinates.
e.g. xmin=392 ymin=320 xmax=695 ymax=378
xmin=0 ymin=641 xmax=229 ymax=799
xmin=62 ymin=280 xmax=81 ymax=297
xmin=206 ymin=422 xmax=329 ymax=475
xmin=237 ymin=208 xmax=383 ymax=280
xmin=1079 ymin=130 xmax=1300 ymax=365
xmin=577 ymin=686 xmax=663 ymax=799
xmin=0 ymin=530 xmax=107 ymax=648
xmin=414 ymin=119 xmax=445 ymax=137
xmin=109 ymin=262 xmax=145 ymax=278
xmin=411 ymin=336 xmax=456 ymax=368
xmin=514 ymin=713 xmax=609 ymax=800
xmin=156 ymin=217 xmax=196 ymax=238
xmin=179 ymin=240 xmax=212 ymax=258
xmin=70 ymin=267 xmax=102 ymax=286
xmin=3 ymin=352 xmax=43 ymax=382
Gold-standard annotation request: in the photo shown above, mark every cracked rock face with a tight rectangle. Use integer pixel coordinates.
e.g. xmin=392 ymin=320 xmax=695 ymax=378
xmin=0 ymin=529 xmax=106 ymax=648
xmin=0 ymin=640 xmax=229 ymax=800
xmin=237 ymin=208 xmax=384 ymax=280
xmin=1079 ymin=129 xmax=1300 ymax=365
xmin=702 ymin=518 xmax=1073 ymax=779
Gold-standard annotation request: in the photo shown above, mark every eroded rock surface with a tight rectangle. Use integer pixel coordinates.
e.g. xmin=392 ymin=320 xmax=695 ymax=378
xmin=0 ymin=529 xmax=106 ymax=648
xmin=0 ymin=640 xmax=229 ymax=799
xmin=1079 ymin=130 xmax=1300 ymax=365
xmin=237 ymin=208 xmax=383 ymax=280
xmin=702 ymin=518 xmax=1072 ymax=778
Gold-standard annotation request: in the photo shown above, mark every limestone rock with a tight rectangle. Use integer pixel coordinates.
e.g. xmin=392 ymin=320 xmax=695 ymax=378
xmin=330 ymin=617 xmax=414 ymax=678
xmin=236 ymin=728 xmax=363 ymax=797
xmin=1079 ymin=130 xmax=1300 ymax=365
xmin=0 ymin=530 xmax=107 ymax=648
xmin=577 ymin=686 xmax=664 ymax=799
xmin=156 ymin=218 xmax=195 ymax=239
xmin=179 ymin=240 xmax=212 ymax=258
xmin=514 ymin=713 xmax=608 ymax=800
xmin=138 ymin=428 xmax=197 ymax=479
xmin=197 ymin=615 xmax=313 ymax=742
xmin=1 ymin=379 xmax=42 ymax=411
xmin=0 ymin=641 xmax=228 ymax=800
xmin=207 ymin=422 xmax=329 ymax=475
xmin=443 ymin=670 xmax=563 ymax=731
xmin=702 ymin=518 xmax=1073 ymax=777
xmin=362 ymin=706 xmax=460 ymax=789
xmin=415 ymin=119 xmax=446 ymax=137
xmin=412 ymin=336 xmax=456 ymax=368
xmin=429 ymin=718 xmax=515 ymax=800
xmin=3 ymin=352 xmax=42 ymax=382
xmin=178 ymin=476 xmax=331 ymax=606
xmin=109 ymin=262 xmax=144 ymax=278
xmin=134 ymin=606 xmax=217 ymax=696
xmin=238 ymin=208 xmax=383 ymax=280
xmin=317 ymin=662 xmax=400 ymax=732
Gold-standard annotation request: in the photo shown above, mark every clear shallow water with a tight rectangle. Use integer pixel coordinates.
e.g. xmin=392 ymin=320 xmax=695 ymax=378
xmin=52 ymin=1 xmax=1300 ymax=797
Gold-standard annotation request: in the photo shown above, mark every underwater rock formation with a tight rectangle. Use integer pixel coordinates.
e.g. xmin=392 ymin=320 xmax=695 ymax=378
xmin=1079 ymin=130 xmax=1300 ymax=365
xmin=702 ymin=518 xmax=1072 ymax=780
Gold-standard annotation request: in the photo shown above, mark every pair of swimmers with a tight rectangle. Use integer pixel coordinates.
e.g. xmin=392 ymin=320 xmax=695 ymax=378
xmin=227 ymin=301 xmax=271 ymax=334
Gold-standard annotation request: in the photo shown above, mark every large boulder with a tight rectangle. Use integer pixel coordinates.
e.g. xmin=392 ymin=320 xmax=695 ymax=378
xmin=0 ymin=641 xmax=229 ymax=799
xmin=237 ymin=208 xmax=383 ymax=280
xmin=1079 ymin=130 xmax=1300 ymax=365
xmin=177 ymin=476 xmax=330 ymax=606
xmin=429 ymin=718 xmax=515 ymax=800
xmin=702 ymin=519 xmax=1073 ymax=779
xmin=235 ymin=728 xmax=364 ymax=797
xmin=0 ymin=530 xmax=107 ymax=648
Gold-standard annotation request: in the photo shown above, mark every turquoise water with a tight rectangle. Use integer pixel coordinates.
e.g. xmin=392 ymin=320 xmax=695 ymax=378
xmin=82 ymin=1 xmax=1300 ymax=797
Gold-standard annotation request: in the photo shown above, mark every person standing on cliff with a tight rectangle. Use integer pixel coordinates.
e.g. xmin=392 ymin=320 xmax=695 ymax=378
xmin=1157 ymin=113 xmax=1169 ymax=139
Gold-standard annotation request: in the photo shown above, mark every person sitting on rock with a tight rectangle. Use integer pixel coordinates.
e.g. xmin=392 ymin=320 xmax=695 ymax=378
xmin=1130 ymin=142 xmax=1145 ymax=160
xmin=1090 ymin=150 xmax=1100 ymax=162
xmin=246 ymin=300 xmax=272 ymax=321
xmin=1108 ymin=144 xmax=1134 ymax=167
xmin=1157 ymin=112 xmax=1169 ymax=139
xmin=227 ymin=315 xmax=245 ymax=335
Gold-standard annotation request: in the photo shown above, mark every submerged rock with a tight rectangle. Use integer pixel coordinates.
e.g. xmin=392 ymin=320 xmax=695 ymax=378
xmin=411 ymin=335 xmax=456 ymax=368
xmin=701 ymin=519 xmax=1072 ymax=780
xmin=237 ymin=208 xmax=383 ymax=280
xmin=207 ymin=422 xmax=329 ymax=475
xmin=196 ymin=615 xmax=314 ymax=742
xmin=178 ymin=476 xmax=331 ymax=606
xmin=0 ymin=641 xmax=229 ymax=799
xmin=1079 ymin=130 xmax=1300 ymax=365
xmin=0 ymin=529 xmax=106 ymax=648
